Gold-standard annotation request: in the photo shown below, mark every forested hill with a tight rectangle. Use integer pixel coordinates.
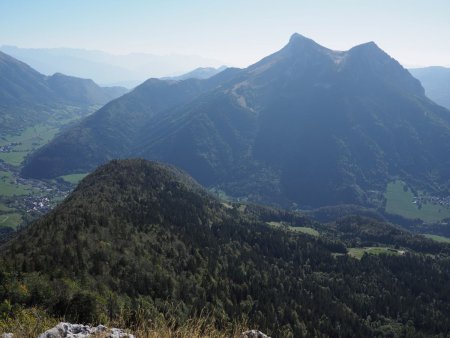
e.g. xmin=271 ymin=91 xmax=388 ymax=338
xmin=2 ymin=159 xmax=450 ymax=336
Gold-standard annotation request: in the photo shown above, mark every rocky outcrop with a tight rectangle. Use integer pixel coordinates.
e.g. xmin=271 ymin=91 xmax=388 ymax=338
xmin=240 ymin=330 xmax=271 ymax=338
xmin=37 ymin=322 xmax=134 ymax=338
xmin=4 ymin=325 xmax=271 ymax=337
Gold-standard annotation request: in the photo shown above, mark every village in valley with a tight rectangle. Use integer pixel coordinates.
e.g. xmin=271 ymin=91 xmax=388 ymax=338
xmin=0 ymin=142 xmax=21 ymax=153
xmin=0 ymin=158 xmax=72 ymax=230
xmin=413 ymin=195 xmax=450 ymax=208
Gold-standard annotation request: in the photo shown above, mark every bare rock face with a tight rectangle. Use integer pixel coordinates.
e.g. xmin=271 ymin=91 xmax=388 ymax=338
xmin=37 ymin=322 xmax=134 ymax=338
xmin=240 ymin=330 xmax=271 ymax=338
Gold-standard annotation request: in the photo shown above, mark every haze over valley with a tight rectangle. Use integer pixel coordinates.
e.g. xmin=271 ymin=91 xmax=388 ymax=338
xmin=0 ymin=45 xmax=225 ymax=88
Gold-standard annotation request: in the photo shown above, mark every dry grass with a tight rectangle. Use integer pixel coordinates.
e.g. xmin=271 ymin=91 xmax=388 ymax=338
xmin=0 ymin=307 xmax=59 ymax=338
xmin=132 ymin=318 xmax=245 ymax=338
xmin=1 ymin=307 xmax=248 ymax=338
xmin=115 ymin=309 xmax=247 ymax=338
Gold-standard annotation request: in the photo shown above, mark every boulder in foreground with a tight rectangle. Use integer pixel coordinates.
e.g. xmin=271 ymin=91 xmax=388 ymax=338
xmin=37 ymin=322 xmax=134 ymax=338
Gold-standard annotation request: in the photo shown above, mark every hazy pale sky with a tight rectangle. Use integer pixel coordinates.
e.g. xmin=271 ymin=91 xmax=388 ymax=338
xmin=1 ymin=0 xmax=449 ymax=68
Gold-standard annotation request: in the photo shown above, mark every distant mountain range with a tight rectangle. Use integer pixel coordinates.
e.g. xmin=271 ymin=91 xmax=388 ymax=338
xmin=409 ymin=66 xmax=450 ymax=109
xmin=0 ymin=45 xmax=224 ymax=87
xmin=21 ymin=34 xmax=450 ymax=208
xmin=0 ymin=50 xmax=127 ymax=133
xmin=163 ymin=66 xmax=228 ymax=81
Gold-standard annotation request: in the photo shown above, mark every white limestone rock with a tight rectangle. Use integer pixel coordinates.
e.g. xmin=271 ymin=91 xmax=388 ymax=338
xmin=37 ymin=322 xmax=134 ymax=338
xmin=240 ymin=329 xmax=271 ymax=338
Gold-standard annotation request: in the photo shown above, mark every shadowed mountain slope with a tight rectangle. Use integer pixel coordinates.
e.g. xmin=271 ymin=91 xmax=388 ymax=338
xmin=22 ymin=34 xmax=450 ymax=208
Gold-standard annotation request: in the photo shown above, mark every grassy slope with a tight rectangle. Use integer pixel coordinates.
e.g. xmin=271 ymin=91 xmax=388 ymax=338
xmin=59 ymin=173 xmax=88 ymax=184
xmin=424 ymin=234 xmax=450 ymax=244
xmin=347 ymin=247 xmax=405 ymax=260
xmin=0 ymin=171 xmax=32 ymax=196
xmin=267 ymin=221 xmax=319 ymax=237
xmin=0 ymin=203 xmax=14 ymax=212
xmin=0 ymin=124 xmax=61 ymax=166
xmin=384 ymin=180 xmax=450 ymax=223
xmin=0 ymin=213 xmax=22 ymax=229
xmin=0 ymin=202 xmax=20 ymax=230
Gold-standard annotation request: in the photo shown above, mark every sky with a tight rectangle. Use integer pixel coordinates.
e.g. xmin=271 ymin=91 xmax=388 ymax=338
xmin=1 ymin=0 xmax=449 ymax=68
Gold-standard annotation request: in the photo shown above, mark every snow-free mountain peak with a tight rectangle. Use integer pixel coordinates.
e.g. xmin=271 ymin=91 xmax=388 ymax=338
xmin=22 ymin=34 xmax=450 ymax=208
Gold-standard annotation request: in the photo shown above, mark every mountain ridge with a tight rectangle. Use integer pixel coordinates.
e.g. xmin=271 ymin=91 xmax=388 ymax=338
xmin=410 ymin=66 xmax=450 ymax=109
xmin=21 ymin=34 xmax=450 ymax=208
xmin=0 ymin=50 xmax=127 ymax=106
xmin=163 ymin=66 xmax=228 ymax=81
xmin=0 ymin=50 xmax=127 ymax=133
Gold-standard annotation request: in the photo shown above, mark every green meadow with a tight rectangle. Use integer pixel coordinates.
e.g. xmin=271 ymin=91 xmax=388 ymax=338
xmin=348 ymin=246 xmax=405 ymax=260
xmin=0 ymin=124 xmax=60 ymax=166
xmin=0 ymin=170 xmax=33 ymax=196
xmin=268 ymin=221 xmax=320 ymax=237
xmin=59 ymin=173 xmax=88 ymax=185
xmin=384 ymin=180 xmax=450 ymax=223
xmin=0 ymin=213 xmax=22 ymax=229
xmin=423 ymin=234 xmax=450 ymax=244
